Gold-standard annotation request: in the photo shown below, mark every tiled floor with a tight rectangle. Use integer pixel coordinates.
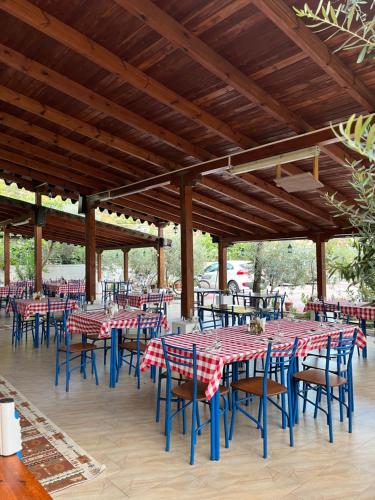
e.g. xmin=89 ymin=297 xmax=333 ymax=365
xmin=1 ymin=305 xmax=374 ymax=499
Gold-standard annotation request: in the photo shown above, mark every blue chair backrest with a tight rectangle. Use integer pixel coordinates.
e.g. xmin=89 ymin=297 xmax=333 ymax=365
xmin=328 ymin=330 xmax=357 ymax=376
xmin=161 ymin=339 xmax=197 ymax=397
xmin=199 ymin=305 xmax=224 ymax=331
xmin=262 ymin=337 xmax=300 ymax=393
xmin=137 ymin=313 xmax=162 ymax=341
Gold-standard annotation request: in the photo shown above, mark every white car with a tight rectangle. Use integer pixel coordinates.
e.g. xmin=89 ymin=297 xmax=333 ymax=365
xmin=200 ymin=260 xmax=253 ymax=293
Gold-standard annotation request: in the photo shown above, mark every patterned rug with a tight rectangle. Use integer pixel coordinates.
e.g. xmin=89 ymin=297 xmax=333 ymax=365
xmin=0 ymin=377 xmax=105 ymax=494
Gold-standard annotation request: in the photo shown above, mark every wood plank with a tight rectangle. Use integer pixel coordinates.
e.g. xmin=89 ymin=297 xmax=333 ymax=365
xmin=85 ymin=205 xmax=96 ymax=303
xmin=180 ymin=179 xmax=194 ymax=319
xmin=218 ymin=239 xmax=228 ymax=291
xmin=315 ymin=234 xmax=327 ymax=299
xmin=0 ymin=0 xmax=253 ymax=150
xmin=117 ymin=0 xmax=310 ymax=132
xmin=123 ymin=248 xmax=129 ymax=281
xmin=97 ymin=250 xmax=102 ymax=283
xmin=3 ymin=227 xmax=10 ymax=285
xmin=0 ymin=455 xmax=51 ymax=500
xmin=255 ymin=0 xmax=375 ymax=111
xmin=0 ymin=43 xmax=214 ymax=158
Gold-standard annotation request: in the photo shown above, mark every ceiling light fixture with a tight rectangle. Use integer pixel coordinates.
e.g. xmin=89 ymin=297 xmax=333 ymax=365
xmin=228 ymin=146 xmax=320 ymax=175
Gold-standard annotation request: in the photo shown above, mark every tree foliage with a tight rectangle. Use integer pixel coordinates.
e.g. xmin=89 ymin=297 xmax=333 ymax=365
xmin=294 ymin=0 xmax=375 ymax=62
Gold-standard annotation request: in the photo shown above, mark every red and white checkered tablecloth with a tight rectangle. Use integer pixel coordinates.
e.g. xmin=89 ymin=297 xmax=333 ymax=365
xmin=339 ymin=304 xmax=375 ymax=321
xmin=141 ymin=319 xmax=366 ymax=400
xmin=13 ymin=298 xmax=79 ymax=320
xmin=304 ymin=301 xmax=339 ymax=313
xmin=45 ymin=283 xmax=85 ymax=295
xmin=66 ymin=309 xmax=170 ymax=339
xmin=117 ymin=292 xmax=174 ymax=308
xmin=0 ymin=286 xmax=25 ymax=298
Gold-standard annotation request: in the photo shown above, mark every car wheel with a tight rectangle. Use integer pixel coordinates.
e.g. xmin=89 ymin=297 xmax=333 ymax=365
xmin=227 ymin=280 xmax=240 ymax=293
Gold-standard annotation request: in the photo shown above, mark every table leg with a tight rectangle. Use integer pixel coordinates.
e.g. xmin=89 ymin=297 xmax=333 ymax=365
xmin=213 ymin=390 xmax=221 ymax=461
xmin=109 ymin=328 xmax=118 ymax=388
xmin=361 ymin=319 xmax=367 ymax=359
xmin=224 ymin=312 xmax=229 ymax=328
xmin=34 ymin=313 xmax=40 ymax=348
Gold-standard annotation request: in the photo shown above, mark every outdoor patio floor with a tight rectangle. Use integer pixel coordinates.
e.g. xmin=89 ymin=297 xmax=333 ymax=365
xmin=1 ymin=305 xmax=374 ymax=499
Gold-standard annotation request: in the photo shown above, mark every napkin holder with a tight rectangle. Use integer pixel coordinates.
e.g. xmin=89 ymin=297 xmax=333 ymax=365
xmin=32 ymin=292 xmax=43 ymax=301
xmin=248 ymin=317 xmax=266 ymax=334
xmin=106 ymin=302 xmax=119 ymax=318
xmin=0 ymin=398 xmax=22 ymax=457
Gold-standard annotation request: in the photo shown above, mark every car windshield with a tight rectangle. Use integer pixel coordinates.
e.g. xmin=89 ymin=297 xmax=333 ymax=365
xmin=204 ymin=263 xmax=218 ymax=272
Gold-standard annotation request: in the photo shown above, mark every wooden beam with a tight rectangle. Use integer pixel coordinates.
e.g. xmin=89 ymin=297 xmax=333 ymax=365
xmin=34 ymin=192 xmax=42 ymax=293
xmin=0 ymin=43 xmax=217 ymax=158
xmin=0 ymin=0 xmax=253 ymax=150
xmin=116 ymin=0 xmax=356 ymax=168
xmin=97 ymin=250 xmax=102 ymax=283
xmin=0 ymin=84 xmax=183 ymax=170
xmin=218 ymin=239 xmax=228 ymax=291
xmin=180 ymin=178 xmax=194 ymax=319
xmin=85 ymin=206 xmax=96 ymax=303
xmin=0 ymin=111 xmax=139 ymax=180
xmin=254 ymin=0 xmax=375 ymax=111
xmin=157 ymin=224 xmax=166 ymax=288
xmin=117 ymin=0 xmax=310 ymax=132
xmin=123 ymin=248 xmax=129 ymax=281
xmin=3 ymin=228 xmax=10 ymax=285
xmin=315 ymin=235 xmax=327 ymax=299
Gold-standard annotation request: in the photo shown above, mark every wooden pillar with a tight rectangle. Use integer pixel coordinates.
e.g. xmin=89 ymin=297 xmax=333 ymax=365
xmin=34 ymin=193 xmax=42 ymax=293
xmin=218 ymin=239 xmax=228 ymax=291
xmin=157 ymin=223 xmax=166 ymax=288
xmin=180 ymin=178 xmax=194 ymax=319
xmin=315 ymin=235 xmax=327 ymax=299
xmin=85 ymin=205 xmax=96 ymax=302
xmin=97 ymin=250 xmax=102 ymax=283
xmin=3 ymin=228 xmax=10 ymax=286
xmin=123 ymin=248 xmax=129 ymax=281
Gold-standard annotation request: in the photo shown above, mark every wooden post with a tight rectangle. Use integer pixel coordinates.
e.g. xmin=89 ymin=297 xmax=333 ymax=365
xmin=34 ymin=193 xmax=42 ymax=293
xmin=123 ymin=248 xmax=129 ymax=281
xmin=315 ymin=235 xmax=327 ymax=299
xmin=218 ymin=239 xmax=228 ymax=291
xmin=157 ymin=223 xmax=166 ymax=288
xmin=3 ymin=228 xmax=10 ymax=285
xmin=85 ymin=205 xmax=96 ymax=303
xmin=97 ymin=250 xmax=102 ymax=283
xmin=180 ymin=178 xmax=194 ymax=319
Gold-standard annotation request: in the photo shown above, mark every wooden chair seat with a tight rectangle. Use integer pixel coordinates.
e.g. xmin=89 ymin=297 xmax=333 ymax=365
xmin=172 ymin=380 xmax=228 ymax=401
xmin=60 ymin=342 xmax=97 ymax=353
xmin=302 ymin=357 xmax=347 ymax=373
xmin=119 ymin=340 xmax=147 ymax=352
xmin=293 ymin=368 xmax=347 ymax=387
xmin=231 ymin=376 xmax=287 ymax=396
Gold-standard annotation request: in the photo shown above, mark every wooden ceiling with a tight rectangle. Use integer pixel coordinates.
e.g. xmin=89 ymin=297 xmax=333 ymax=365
xmin=0 ymin=0 xmax=373 ymax=241
xmin=0 ymin=196 xmax=164 ymax=249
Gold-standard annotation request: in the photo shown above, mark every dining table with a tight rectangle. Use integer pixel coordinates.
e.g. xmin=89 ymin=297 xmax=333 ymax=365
xmin=197 ymin=303 xmax=260 ymax=327
xmin=141 ymin=318 xmax=366 ymax=461
xmin=44 ymin=282 xmax=85 ymax=297
xmin=0 ymin=285 xmax=25 ymax=298
xmin=304 ymin=300 xmax=375 ymax=358
xmin=11 ymin=298 xmax=79 ymax=348
xmin=117 ymin=292 xmax=174 ymax=313
xmin=66 ymin=309 xmax=170 ymax=388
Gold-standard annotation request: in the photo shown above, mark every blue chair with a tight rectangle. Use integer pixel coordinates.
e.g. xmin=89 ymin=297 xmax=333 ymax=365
xmin=116 ymin=313 xmax=162 ymax=388
xmin=10 ymin=297 xmax=35 ymax=347
xmin=199 ymin=305 xmax=224 ymax=330
xmin=293 ymin=330 xmax=357 ymax=443
xmin=55 ymin=311 xmax=99 ymax=392
xmin=230 ymin=338 xmax=299 ymax=458
xmin=161 ymin=338 xmax=229 ymax=465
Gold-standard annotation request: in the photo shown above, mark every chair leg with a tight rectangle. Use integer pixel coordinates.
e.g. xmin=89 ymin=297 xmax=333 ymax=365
xmin=314 ymin=387 xmax=321 ymax=419
xmin=65 ymin=350 xmax=70 ymax=392
xmin=326 ymin=388 xmax=333 ymax=443
xmin=223 ymin=396 xmax=229 ymax=449
xmin=262 ymin=396 xmax=268 ymax=459
xmin=165 ymin=381 xmax=172 ymax=452
xmin=190 ymin=400 xmax=197 ymax=465
xmin=156 ymin=368 xmax=162 ymax=423
xmin=287 ymin=388 xmax=294 ymax=447
xmin=91 ymin=351 xmax=99 ymax=385
xmin=229 ymin=390 xmax=237 ymax=440
xmin=55 ymin=347 xmax=60 ymax=386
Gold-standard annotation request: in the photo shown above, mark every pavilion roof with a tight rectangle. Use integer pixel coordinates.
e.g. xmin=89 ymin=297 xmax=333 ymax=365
xmin=0 ymin=196 xmax=166 ymax=249
xmin=0 ymin=0 xmax=372 ymax=241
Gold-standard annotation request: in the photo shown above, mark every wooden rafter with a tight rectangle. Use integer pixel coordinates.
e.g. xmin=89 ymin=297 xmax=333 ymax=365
xmin=0 ymin=0 xmax=254 ymax=150
xmin=254 ymin=0 xmax=375 ymax=111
